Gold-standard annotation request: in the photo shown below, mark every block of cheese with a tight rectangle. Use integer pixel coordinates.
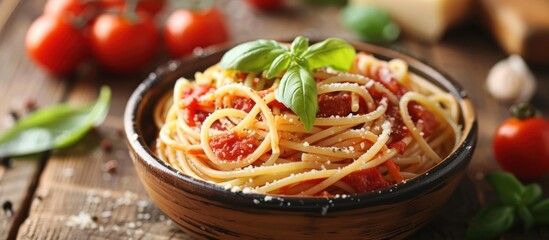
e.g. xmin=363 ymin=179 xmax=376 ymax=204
xmin=350 ymin=0 xmax=472 ymax=42
xmin=479 ymin=0 xmax=549 ymax=66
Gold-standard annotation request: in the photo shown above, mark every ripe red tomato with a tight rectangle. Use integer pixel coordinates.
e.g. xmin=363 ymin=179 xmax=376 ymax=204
xmin=26 ymin=15 xmax=89 ymax=75
xmin=99 ymin=0 xmax=165 ymax=16
xmin=245 ymin=0 xmax=284 ymax=10
xmin=89 ymin=12 xmax=159 ymax=73
xmin=493 ymin=106 xmax=549 ymax=180
xmin=164 ymin=8 xmax=229 ymax=58
xmin=44 ymin=0 xmax=99 ymax=17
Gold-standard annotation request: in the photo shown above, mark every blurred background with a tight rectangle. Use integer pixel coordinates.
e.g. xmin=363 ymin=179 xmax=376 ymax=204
xmin=0 ymin=0 xmax=548 ymax=239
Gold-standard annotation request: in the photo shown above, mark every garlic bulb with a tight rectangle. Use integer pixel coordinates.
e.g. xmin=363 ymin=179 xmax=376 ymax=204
xmin=486 ymin=55 xmax=536 ymax=104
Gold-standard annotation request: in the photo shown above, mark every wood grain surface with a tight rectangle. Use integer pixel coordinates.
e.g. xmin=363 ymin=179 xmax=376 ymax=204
xmin=0 ymin=0 xmax=548 ymax=239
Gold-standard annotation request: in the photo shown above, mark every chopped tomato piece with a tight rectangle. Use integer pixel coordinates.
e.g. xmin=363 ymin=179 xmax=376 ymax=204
xmin=258 ymin=89 xmax=289 ymax=111
xmin=317 ymin=93 xmax=367 ymax=117
xmin=268 ymin=99 xmax=288 ymax=110
xmin=408 ymin=103 xmax=438 ymax=138
xmin=209 ymin=131 xmax=258 ymax=161
xmin=376 ymin=67 xmax=407 ymax=97
xmin=181 ymin=84 xmax=214 ymax=126
xmin=182 ymin=97 xmax=198 ymax=126
xmin=342 ymin=167 xmax=390 ymax=193
xmin=232 ymin=90 xmax=290 ymax=112
xmin=317 ymin=93 xmax=352 ymax=117
xmin=236 ymin=72 xmax=248 ymax=80
xmin=365 ymin=83 xmax=438 ymax=147
xmin=384 ymin=159 xmax=404 ymax=183
xmin=232 ymin=97 xmax=255 ymax=113
xmin=194 ymin=110 xmax=209 ymax=123
xmin=384 ymin=103 xmax=409 ymax=144
xmin=389 ymin=139 xmax=408 ymax=154
xmin=193 ymin=84 xmax=213 ymax=97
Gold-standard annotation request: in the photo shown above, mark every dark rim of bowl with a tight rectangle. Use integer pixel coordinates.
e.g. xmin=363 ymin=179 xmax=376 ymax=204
xmin=124 ymin=40 xmax=478 ymax=213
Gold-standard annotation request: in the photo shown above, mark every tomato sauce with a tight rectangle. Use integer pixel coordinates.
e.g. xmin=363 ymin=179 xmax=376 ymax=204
xmin=341 ymin=167 xmax=390 ymax=193
xmin=209 ymin=131 xmax=258 ymax=161
xmin=231 ymin=89 xmax=289 ymax=112
xmin=408 ymin=103 xmax=438 ymax=138
xmin=376 ymin=67 xmax=408 ymax=97
xmin=362 ymin=68 xmax=439 ymax=152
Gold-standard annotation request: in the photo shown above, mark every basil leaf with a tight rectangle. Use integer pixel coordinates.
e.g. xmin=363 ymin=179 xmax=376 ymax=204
xmin=532 ymin=199 xmax=549 ymax=225
xmin=0 ymin=86 xmax=111 ymax=157
xmin=341 ymin=5 xmax=400 ymax=43
xmin=276 ymin=65 xmax=318 ymax=131
xmin=533 ymin=213 xmax=549 ymax=225
xmin=266 ymin=52 xmax=291 ymax=79
xmin=290 ymin=36 xmax=309 ymax=56
xmin=532 ymin=198 xmax=549 ymax=214
xmin=485 ymin=172 xmax=525 ymax=206
xmin=220 ymin=39 xmax=289 ymax=72
xmin=466 ymin=203 xmax=515 ymax=240
xmin=521 ymin=184 xmax=542 ymax=206
xmin=517 ymin=205 xmax=534 ymax=231
xmin=301 ymin=37 xmax=355 ymax=72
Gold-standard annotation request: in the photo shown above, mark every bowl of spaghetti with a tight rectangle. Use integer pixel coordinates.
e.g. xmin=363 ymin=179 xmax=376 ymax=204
xmin=124 ymin=37 xmax=477 ymax=239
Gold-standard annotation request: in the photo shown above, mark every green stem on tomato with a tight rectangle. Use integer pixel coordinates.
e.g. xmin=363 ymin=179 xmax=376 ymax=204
xmin=124 ymin=0 xmax=140 ymax=22
xmin=511 ymin=103 xmax=537 ymax=120
xmin=169 ymin=0 xmax=215 ymax=10
xmin=66 ymin=2 xmax=99 ymax=29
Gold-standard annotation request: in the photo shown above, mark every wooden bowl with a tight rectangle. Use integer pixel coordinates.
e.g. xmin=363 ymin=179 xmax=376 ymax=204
xmin=124 ymin=41 xmax=477 ymax=240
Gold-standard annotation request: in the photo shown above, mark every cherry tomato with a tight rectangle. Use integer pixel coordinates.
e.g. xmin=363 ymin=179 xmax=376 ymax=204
xmin=164 ymin=8 xmax=229 ymax=58
xmin=245 ymin=0 xmax=283 ymax=11
xmin=89 ymin=12 xmax=159 ymax=73
xmin=99 ymin=0 xmax=165 ymax=16
xmin=26 ymin=14 xmax=89 ymax=75
xmin=493 ymin=104 xmax=549 ymax=180
xmin=44 ymin=0 xmax=99 ymax=17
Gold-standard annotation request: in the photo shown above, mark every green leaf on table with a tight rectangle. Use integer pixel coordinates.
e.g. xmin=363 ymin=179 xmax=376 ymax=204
xmin=275 ymin=64 xmax=318 ymax=131
xmin=466 ymin=203 xmax=515 ymax=240
xmin=532 ymin=198 xmax=549 ymax=214
xmin=532 ymin=199 xmax=549 ymax=225
xmin=517 ymin=205 xmax=534 ymax=231
xmin=485 ymin=172 xmax=525 ymax=206
xmin=521 ymin=184 xmax=542 ymax=206
xmin=301 ymin=38 xmax=356 ymax=72
xmin=0 ymin=86 xmax=111 ymax=157
xmin=340 ymin=5 xmax=400 ymax=43
xmin=219 ymin=39 xmax=289 ymax=73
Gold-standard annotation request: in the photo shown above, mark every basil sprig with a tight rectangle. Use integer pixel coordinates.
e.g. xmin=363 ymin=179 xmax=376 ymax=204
xmin=0 ymin=86 xmax=111 ymax=158
xmin=220 ymin=36 xmax=355 ymax=131
xmin=466 ymin=172 xmax=549 ymax=240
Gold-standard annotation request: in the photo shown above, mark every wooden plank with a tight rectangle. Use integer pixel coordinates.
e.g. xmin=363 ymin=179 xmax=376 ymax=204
xmin=17 ymin=116 xmax=190 ymax=240
xmin=10 ymin=0 xmax=549 ymax=239
xmin=16 ymin=52 xmax=188 ymax=239
xmin=0 ymin=0 xmax=68 ymax=239
xmin=0 ymin=0 xmax=22 ymax=34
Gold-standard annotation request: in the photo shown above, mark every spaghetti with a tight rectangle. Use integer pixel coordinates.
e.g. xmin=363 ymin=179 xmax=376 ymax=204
xmin=154 ymin=52 xmax=461 ymax=196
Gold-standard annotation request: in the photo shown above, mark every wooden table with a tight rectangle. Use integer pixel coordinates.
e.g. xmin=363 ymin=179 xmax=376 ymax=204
xmin=1 ymin=1 xmax=548 ymax=239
